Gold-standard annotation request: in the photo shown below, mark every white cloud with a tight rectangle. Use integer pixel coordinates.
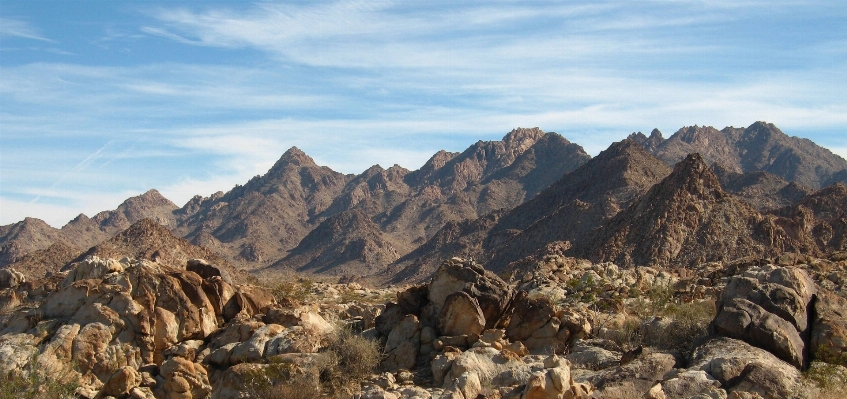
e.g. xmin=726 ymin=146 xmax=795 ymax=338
xmin=0 ymin=17 xmax=53 ymax=42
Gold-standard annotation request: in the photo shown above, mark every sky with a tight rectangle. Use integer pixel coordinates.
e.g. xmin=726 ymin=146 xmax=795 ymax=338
xmin=1 ymin=1 xmax=846 ymax=228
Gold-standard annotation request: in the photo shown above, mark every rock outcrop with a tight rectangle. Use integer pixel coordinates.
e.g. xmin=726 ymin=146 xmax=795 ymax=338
xmin=0 ymin=256 xmax=326 ymax=398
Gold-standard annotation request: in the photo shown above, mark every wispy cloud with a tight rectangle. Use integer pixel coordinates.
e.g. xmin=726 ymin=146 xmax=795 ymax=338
xmin=0 ymin=17 xmax=53 ymax=42
xmin=2 ymin=1 xmax=845 ymax=226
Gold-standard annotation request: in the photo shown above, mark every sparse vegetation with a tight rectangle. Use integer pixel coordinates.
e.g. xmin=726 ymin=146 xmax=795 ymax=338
xmin=595 ymin=278 xmax=714 ymax=355
xmin=799 ymin=361 xmax=847 ymax=399
xmin=245 ymin=325 xmax=382 ymax=398
xmin=268 ymin=275 xmax=316 ymax=303
xmin=0 ymin=368 xmax=78 ymax=399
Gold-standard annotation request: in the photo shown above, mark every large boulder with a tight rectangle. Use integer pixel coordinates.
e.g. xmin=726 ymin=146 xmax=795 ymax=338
xmin=810 ymin=291 xmax=847 ymax=365
xmin=228 ymin=324 xmax=284 ymax=365
xmin=711 ymin=265 xmax=816 ymax=368
xmin=711 ymin=298 xmax=806 ymax=368
xmin=0 ymin=268 xmax=25 ymax=289
xmin=427 ymin=258 xmax=514 ymax=332
xmin=689 ymin=337 xmax=803 ymax=398
xmin=582 ymin=351 xmax=676 ymax=397
xmin=157 ymin=356 xmax=212 ymax=399
xmin=382 ymin=314 xmax=421 ymax=371
xmin=439 ymin=291 xmax=486 ymax=337
xmin=187 ymin=259 xmax=232 ymax=285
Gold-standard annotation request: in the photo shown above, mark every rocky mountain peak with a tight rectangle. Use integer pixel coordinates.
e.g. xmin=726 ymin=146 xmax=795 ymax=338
xmin=665 ymin=153 xmax=725 ymax=198
xmin=626 ymin=129 xmax=664 ymax=152
xmin=502 ymin=127 xmax=545 ymax=147
xmin=267 ymin=146 xmax=317 ymax=173
xmin=676 ymin=125 xmax=723 ymax=144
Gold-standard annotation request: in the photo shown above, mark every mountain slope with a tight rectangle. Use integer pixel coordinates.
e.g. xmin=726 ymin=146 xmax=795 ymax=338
xmin=637 ymin=122 xmax=847 ymax=189
xmin=173 ymin=147 xmax=352 ymax=266
xmin=271 ymin=128 xmax=590 ymax=279
xmin=573 ymin=153 xmax=764 ymax=266
xmin=712 ymin=163 xmax=813 ymax=211
xmin=271 ymin=209 xmax=408 ymax=278
xmin=384 ymin=139 xmax=669 ymax=282
xmin=75 ymin=218 xmax=250 ymax=283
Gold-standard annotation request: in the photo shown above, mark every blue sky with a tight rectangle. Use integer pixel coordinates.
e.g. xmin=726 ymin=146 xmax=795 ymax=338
xmin=1 ymin=1 xmax=846 ymax=227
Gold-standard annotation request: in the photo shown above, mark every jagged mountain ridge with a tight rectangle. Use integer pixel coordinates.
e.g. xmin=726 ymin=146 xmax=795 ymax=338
xmin=0 ymin=189 xmax=177 ymax=268
xmin=571 ymin=153 xmax=846 ymax=268
xmin=383 ymin=138 xmax=674 ymax=282
xmin=266 ymin=128 xmax=591 ymax=277
xmin=629 ymin=121 xmax=847 ymax=189
xmin=3 ymin=123 xmax=846 ymax=285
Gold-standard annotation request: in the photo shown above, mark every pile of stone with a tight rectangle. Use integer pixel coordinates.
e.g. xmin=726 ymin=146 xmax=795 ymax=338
xmin=0 ymin=256 xmax=334 ymax=399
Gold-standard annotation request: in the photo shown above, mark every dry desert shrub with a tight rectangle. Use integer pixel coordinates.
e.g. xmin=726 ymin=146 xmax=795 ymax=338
xmin=245 ymin=325 xmax=381 ymax=398
xmin=0 ymin=369 xmax=78 ymax=399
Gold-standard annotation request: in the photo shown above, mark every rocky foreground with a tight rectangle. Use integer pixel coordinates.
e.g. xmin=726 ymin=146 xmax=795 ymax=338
xmin=1 ymin=253 xmax=846 ymax=399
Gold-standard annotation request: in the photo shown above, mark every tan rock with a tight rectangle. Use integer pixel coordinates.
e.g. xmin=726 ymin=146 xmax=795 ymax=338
xmin=382 ymin=314 xmax=420 ymax=371
xmin=439 ymin=291 xmax=486 ymax=336
xmin=102 ymin=366 xmax=141 ymax=398
xmin=228 ymin=323 xmax=284 ymax=365
xmin=159 ymin=357 xmax=211 ymax=399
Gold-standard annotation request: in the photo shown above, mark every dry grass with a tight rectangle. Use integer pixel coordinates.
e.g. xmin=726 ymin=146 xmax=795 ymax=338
xmin=244 ymin=325 xmax=382 ymax=398
xmin=0 ymin=370 xmax=78 ymax=399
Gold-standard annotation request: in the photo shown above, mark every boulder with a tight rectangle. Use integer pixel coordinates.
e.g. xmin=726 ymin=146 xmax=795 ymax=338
xmin=187 ymin=259 xmax=232 ymax=285
xmin=712 ymin=265 xmax=816 ymax=368
xmin=505 ymin=293 xmax=555 ymax=345
xmin=439 ymin=291 xmax=486 ymax=337
xmin=428 ymin=258 xmax=514 ymax=329
xmin=689 ymin=337 xmax=802 ymax=398
xmin=397 ymin=284 xmax=429 ymax=315
xmin=810 ymin=291 xmax=847 ymax=365
xmin=158 ymin=357 xmax=212 ymax=399
xmin=382 ymin=314 xmax=421 ymax=371
xmin=102 ymin=366 xmax=141 ymax=398
xmin=585 ymin=351 xmax=676 ymax=397
xmin=228 ymin=324 xmax=285 ymax=365
xmin=711 ymin=298 xmax=805 ymax=368
xmin=0 ymin=268 xmax=25 ymax=289
xmin=375 ymin=302 xmax=406 ymax=337
xmin=521 ymin=362 xmax=572 ymax=399
xmin=660 ymin=370 xmax=724 ymax=399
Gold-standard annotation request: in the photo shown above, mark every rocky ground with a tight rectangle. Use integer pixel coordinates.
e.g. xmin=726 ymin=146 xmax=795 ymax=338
xmin=0 ymin=252 xmax=845 ymax=398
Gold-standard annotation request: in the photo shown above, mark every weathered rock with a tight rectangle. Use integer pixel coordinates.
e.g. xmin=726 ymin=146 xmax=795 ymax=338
xmin=63 ymin=256 xmax=123 ymax=285
xmin=439 ymin=291 xmax=486 ymax=337
xmin=382 ymin=314 xmax=421 ymax=371
xmin=228 ymin=324 xmax=284 ymax=365
xmin=711 ymin=298 xmax=805 ymax=368
xmin=397 ymin=284 xmax=429 ymax=316
xmin=187 ymin=259 xmax=232 ymax=285
xmin=810 ymin=291 xmax=847 ymax=365
xmin=158 ymin=357 xmax=211 ymax=399
xmin=566 ymin=345 xmax=621 ymax=370
xmin=428 ymin=258 xmax=514 ymax=330
xmin=521 ymin=366 xmax=571 ymax=399
xmin=584 ymin=352 xmax=676 ymax=397
xmin=102 ymin=366 xmax=141 ymax=398
xmin=444 ymin=371 xmax=482 ymax=399
xmin=376 ymin=302 xmax=406 ymax=337
xmin=227 ymin=285 xmax=276 ymax=320
xmin=0 ymin=268 xmax=25 ymax=289
xmin=660 ymin=370 xmax=724 ymax=399
xmin=689 ymin=337 xmax=802 ymax=398
xmin=505 ymin=293 xmax=555 ymax=345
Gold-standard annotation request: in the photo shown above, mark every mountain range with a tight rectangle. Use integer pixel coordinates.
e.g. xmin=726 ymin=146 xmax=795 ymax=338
xmin=2 ymin=122 xmax=846 ymax=284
